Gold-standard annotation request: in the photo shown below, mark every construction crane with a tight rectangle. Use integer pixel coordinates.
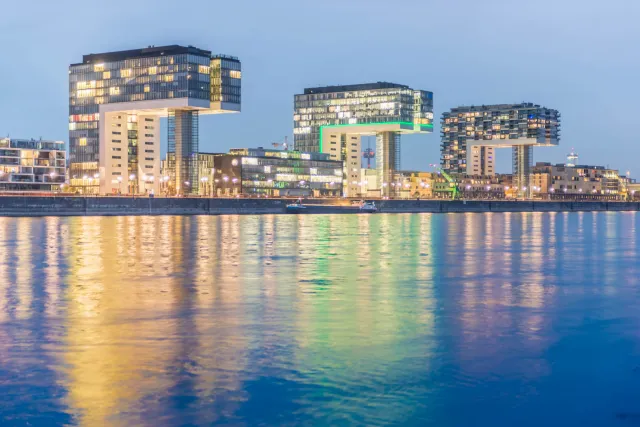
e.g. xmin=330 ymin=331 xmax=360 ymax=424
xmin=430 ymin=163 xmax=460 ymax=200
xmin=272 ymin=136 xmax=289 ymax=151
xmin=363 ymin=148 xmax=375 ymax=169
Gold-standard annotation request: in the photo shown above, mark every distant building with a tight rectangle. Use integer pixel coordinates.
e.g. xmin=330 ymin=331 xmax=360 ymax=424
xmin=566 ymin=149 xmax=578 ymax=167
xmin=294 ymin=82 xmax=434 ymax=197
xmin=0 ymin=138 xmax=66 ymax=192
xmin=69 ymin=45 xmax=241 ymax=195
xmin=532 ymin=162 xmax=625 ymax=199
xmin=212 ymin=148 xmax=343 ymax=197
xmin=441 ymin=103 xmax=560 ymax=197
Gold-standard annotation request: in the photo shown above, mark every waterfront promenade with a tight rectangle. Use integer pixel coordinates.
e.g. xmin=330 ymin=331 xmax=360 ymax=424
xmin=0 ymin=196 xmax=638 ymax=216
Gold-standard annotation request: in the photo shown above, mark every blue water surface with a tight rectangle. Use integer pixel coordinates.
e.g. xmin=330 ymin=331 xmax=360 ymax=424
xmin=0 ymin=212 xmax=639 ymax=426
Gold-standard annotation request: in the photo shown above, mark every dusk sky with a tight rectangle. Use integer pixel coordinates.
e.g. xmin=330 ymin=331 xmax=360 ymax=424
xmin=2 ymin=0 xmax=639 ymax=174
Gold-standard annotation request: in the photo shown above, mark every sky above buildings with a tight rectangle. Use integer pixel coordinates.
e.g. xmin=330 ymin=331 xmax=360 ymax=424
xmin=2 ymin=0 xmax=639 ymax=174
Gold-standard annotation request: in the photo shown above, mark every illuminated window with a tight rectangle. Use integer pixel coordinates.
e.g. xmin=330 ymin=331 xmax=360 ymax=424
xmin=109 ymin=87 xmax=120 ymax=95
xmin=198 ymin=65 xmax=210 ymax=74
xmin=77 ymin=89 xmax=95 ymax=98
xmin=144 ymin=85 xmax=150 ymax=93
xmin=121 ymin=68 xmax=132 ymax=78
xmin=148 ymin=66 xmax=157 ymax=75
xmin=94 ymin=63 xmax=105 ymax=72
xmin=103 ymin=71 xmax=111 ymax=79
xmin=163 ymin=74 xmax=174 ymax=82
xmin=79 ymin=138 xmax=87 ymax=146
xmin=230 ymin=70 xmax=241 ymax=79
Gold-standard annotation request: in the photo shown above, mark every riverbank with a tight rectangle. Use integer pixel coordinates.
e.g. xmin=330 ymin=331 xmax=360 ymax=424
xmin=0 ymin=196 xmax=638 ymax=216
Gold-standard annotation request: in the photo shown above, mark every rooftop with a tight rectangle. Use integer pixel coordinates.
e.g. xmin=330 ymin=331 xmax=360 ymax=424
xmin=302 ymin=82 xmax=410 ymax=95
xmin=448 ymin=103 xmax=543 ymax=113
xmin=73 ymin=45 xmax=238 ymax=65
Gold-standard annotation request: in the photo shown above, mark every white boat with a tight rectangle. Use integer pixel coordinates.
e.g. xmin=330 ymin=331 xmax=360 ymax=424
xmin=286 ymin=201 xmax=307 ymax=212
xmin=359 ymin=201 xmax=378 ymax=213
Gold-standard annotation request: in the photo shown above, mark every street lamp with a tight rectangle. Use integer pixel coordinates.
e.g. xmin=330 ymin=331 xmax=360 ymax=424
xmin=128 ymin=174 xmax=136 ymax=195
xmin=200 ymin=176 xmax=209 ymax=196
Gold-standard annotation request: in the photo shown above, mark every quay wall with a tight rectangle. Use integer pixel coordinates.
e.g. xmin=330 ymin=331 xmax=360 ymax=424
xmin=0 ymin=196 xmax=638 ymax=217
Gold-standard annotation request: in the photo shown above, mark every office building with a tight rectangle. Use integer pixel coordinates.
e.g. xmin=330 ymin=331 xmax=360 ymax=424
xmin=161 ymin=152 xmax=220 ymax=196
xmin=69 ymin=45 xmax=241 ymax=195
xmin=441 ymin=103 xmax=560 ymax=197
xmin=213 ymin=148 xmax=343 ymax=197
xmin=294 ymin=82 xmax=433 ymax=197
xmin=0 ymin=138 xmax=66 ymax=191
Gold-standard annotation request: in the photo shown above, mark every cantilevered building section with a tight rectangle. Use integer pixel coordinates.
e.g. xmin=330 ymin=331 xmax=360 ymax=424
xmin=294 ymin=82 xmax=433 ymax=197
xmin=441 ymin=103 xmax=560 ymax=197
xmin=69 ymin=45 xmax=241 ymax=195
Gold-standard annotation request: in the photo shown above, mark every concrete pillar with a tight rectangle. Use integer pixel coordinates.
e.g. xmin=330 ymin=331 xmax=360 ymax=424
xmin=168 ymin=109 xmax=199 ymax=195
xmin=376 ymin=131 xmax=400 ymax=197
xmin=513 ymin=145 xmax=533 ymax=198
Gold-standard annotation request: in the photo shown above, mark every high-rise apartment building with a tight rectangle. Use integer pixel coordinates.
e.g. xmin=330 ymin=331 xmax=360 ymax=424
xmin=441 ymin=103 xmax=560 ymax=197
xmin=69 ymin=45 xmax=240 ymax=195
xmin=294 ymin=82 xmax=433 ymax=197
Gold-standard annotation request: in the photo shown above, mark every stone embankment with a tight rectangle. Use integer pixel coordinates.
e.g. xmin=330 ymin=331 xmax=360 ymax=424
xmin=0 ymin=196 xmax=637 ymax=217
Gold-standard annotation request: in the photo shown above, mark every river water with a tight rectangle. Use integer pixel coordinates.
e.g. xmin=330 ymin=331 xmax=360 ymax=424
xmin=1 ymin=212 xmax=640 ymax=426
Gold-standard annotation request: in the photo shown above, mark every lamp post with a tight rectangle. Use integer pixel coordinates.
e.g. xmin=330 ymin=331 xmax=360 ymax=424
xmin=162 ymin=175 xmax=170 ymax=196
xmin=129 ymin=174 xmax=136 ymax=195
xmin=200 ymin=176 xmax=209 ymax=196
xmin=232 ymin=177 xmax=239 ymax=196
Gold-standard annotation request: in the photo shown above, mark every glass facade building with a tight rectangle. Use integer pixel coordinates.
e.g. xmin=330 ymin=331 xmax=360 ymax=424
xmin=441 ymin=103 xmax=560 ymax=197
xmin=293 ymin=82 xmax=433 ymax=197
xmin=0 ymin=138 xmax=66 ymax=192
xmin=213 ymin=148 xmax=343 ymax=197
xmin=69 ymin=45 xmax=241 ymax=195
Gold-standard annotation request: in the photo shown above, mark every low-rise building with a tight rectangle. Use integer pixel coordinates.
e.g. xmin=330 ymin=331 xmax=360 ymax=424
xmin=161 ymin=152 xmax=221 ymax=196
xmin=393 ymin=171 xmax=434 ymax=199
xmin=357 ymin=168 xmax=380 ymax=198
xmin=213 ymin=148 xmax=343 ymax=197
xmin=433 ymin=174 xmax=505 ymax=199
xmin=532 ymin=162 xmax=625 ymax=200
xmin=0 ymin=138 xmax=66 ymax=192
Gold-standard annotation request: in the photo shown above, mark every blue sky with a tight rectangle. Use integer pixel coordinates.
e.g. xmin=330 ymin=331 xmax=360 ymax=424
xmin=2 ymin=0 xmax=638 ymax=174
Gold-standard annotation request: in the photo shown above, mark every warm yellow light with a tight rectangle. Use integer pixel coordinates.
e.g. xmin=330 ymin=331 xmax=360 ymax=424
xmin=93 ymin=63 xmax=105 ymax=72
xmin=78 ymin=137 xmax=87 ymax=147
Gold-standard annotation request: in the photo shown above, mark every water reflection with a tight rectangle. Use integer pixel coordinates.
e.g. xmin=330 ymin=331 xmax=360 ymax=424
xmin=0 ymin=213 xmax=639 ymax=426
